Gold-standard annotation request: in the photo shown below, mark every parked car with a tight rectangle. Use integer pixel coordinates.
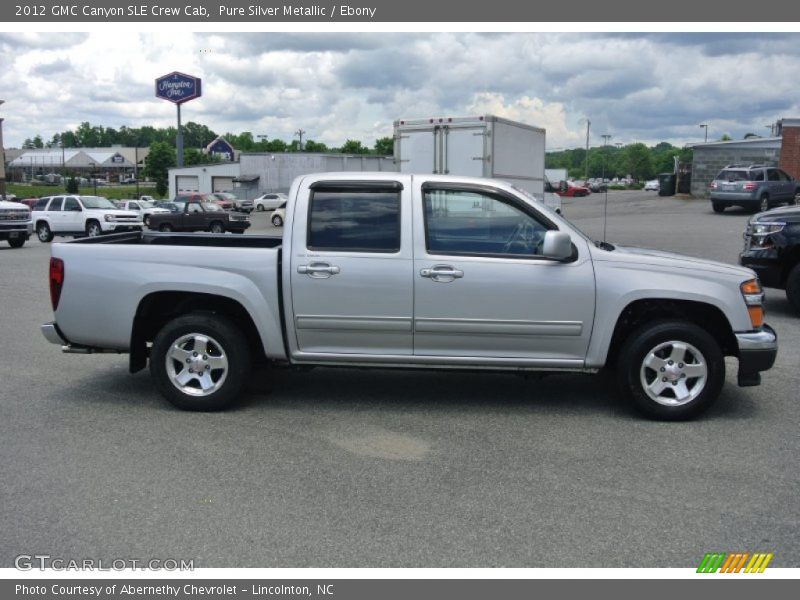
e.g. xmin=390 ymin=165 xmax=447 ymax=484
xmin=0 ymin=200 xmax=32 ymax=248
xmin=32 ymin=195 xmax=143 ymax=242
xmin=147 ymin=201 xmax=250 ymax=234
xmin=18 ymin=198 xmax=39 ymax=210
xmin=116 ymin=199 xmax=171 ymax=226
xmin=740 ymin=204 xmax=800 ymax=314
xmin=557 ymin=181 xmax=591 ymax=197
xmin=210 ymin=192 xmax=252 ymax=213
xmin=270 ymin=202 xmax=287 ymax=227
xmin=254 ymin=192 xmax=288 ymax=212
xmin=644 ymin=179 xmax=660 ymax=191
xmin=710 ymin=164 xmax=800 ymax=213
xmin=121 ymin=177 xmax=137 ymax=184
xmin=589 ymin=180 xmax=609 ymax=193
xmin=2 ymin=193 xmax=18 ymax=202
xmin=40 ymin=173 xmax=776 ymax=420
xmin=140 ymin=195 xmax=157 ymax=203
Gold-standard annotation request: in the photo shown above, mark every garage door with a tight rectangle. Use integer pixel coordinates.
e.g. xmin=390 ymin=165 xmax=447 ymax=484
xmin=212 ymin=176 xmax=234 ymax=193
xmin=176 ymin=175 xmax=199 ymax=193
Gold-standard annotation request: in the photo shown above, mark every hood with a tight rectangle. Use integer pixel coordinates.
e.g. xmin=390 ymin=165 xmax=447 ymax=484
xmin=0 ymin=200 xmax=30 ymax=211
xmin=102 ymin=209 xmax=141 ymax=218
xmin=594 ymin=244 xmax=754 ymax=279
xmin=750 ymin=205 xmax=800 ymax=224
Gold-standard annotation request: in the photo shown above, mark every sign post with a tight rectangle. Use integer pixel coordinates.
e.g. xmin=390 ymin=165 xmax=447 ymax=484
xmin=155 ymin=72 xmax=202 ymax=168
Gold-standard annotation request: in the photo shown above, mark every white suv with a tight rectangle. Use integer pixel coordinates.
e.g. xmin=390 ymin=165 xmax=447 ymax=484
xmin=33 ymin=195 xmax=143 ymax=242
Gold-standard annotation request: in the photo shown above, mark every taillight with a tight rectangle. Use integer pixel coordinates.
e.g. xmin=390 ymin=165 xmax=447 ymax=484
xmin=743 ymin=182 xmax=757 ymax=191
xmin=49 ymin=257 xmax=64 ymax=311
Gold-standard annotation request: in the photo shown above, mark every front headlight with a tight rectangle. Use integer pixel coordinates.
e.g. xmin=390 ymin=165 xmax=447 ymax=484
xmin=104 ymin=214 xmax=115 ymax=222
xmin=751 ymin=222 xmax=785 ymax=236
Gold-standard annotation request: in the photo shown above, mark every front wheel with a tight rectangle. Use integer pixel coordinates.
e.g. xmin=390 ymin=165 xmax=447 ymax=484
xmin=158 ymin=223 xmax=173 ymax=232
xmin=256 ymin=204 xmax=265 ymax=212
xmin=37 ymin=222 xmax=54 ymax=243
xmin=209 ymin=221 xmax=225 ymax=234
xmin=616 ymin=320 xmax=725 ymax=420
xmin=759 ymin=194 xmax=770 ymax=212
xmin=150 ymin=313 xmax=251 ymax=411
xmin=86 ymin=220 xmax=102 ymax=237
xmin=271 ymin=214 xmax=283 ymax=227
xmin=8 ymin=237 xmax=26 ymax=248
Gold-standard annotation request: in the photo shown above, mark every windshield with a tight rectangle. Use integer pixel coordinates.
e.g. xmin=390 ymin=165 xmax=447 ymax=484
xmin=215 ymin=193 xmax=236 ymax=200
xmin=510 ymin=184 xmax=596 ymax=244
xmin=202 ymin=202 xmax=223 ymax=212
xmin=140 ymin=201 xmax=155 ymax=208
xmin=79 ymin=196 xmax=116 ymax=209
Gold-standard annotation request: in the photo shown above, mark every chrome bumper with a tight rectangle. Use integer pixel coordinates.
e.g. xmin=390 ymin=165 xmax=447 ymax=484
xmin=735 ymin=325 xmax=777 ymax=352
xmin=41 ymin=322 xmax=67 ymax=345
xmin=734 ymin=324 xmax=777 ymax=386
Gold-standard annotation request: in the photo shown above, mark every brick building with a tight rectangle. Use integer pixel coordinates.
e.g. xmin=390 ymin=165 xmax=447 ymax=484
xmin=689 ymin=118 xmax=800 ymax=197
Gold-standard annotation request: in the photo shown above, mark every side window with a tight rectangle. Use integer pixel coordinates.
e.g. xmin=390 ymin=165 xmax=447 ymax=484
xmin=49 ymin=197 xmax=64 ymax=212
xmin=34 ymin=198 xmax=50 ymax=210
xmin=63 ymin=198 xmax=80 ymax=211
xmin=778 ymin=170 xmax=792 ymax=181
xmin=307 ymin=189 xmax=401 ymax=252
xmin=423 ymin=189 xmax=549 ymax=257
xmin=187 ymin=203 xmax=202 ymax=213
xmin=751 ymin=170 xmax=765 ymax=181
xmin=768 ymin=169 xmax=780 ymax=182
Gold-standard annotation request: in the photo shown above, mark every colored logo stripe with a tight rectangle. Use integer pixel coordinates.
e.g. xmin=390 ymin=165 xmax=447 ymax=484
xmin=697 ymin=552 xmax=773 ymax=573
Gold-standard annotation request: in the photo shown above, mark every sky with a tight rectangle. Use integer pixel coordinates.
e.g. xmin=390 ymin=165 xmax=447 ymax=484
xmin=1 ymin=31 xmax=799 ymax=150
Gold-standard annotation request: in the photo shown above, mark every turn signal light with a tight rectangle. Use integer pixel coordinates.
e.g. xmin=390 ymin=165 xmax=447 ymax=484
xmin=748 ymin=306 xmax=764 ymax=328
xmin=740 ymin=279 xmax=761 ymax=295
xmin=740 ymin=279 xmax=764 ymax=329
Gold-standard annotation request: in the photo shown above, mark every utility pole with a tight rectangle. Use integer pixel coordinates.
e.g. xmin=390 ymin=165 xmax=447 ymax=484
xmin=601 ymin=135 xmax=611 ymax=242
xmin=700 ymin=123 xmax=708 ymax=143
xmin=0 ymin=99 xmax=6 ymax=200
xmin=584 ymin=119 xmax=591 ymax=181
xmin=295 ymin=129 xmax=306 ymax=152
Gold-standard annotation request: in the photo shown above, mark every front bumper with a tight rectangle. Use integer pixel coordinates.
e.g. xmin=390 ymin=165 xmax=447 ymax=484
xmin=102 ymin=223 xmax=144 ymax=233
xmin=735 ymin=324 xmax=778 ymax=386
xmin=0 ymin=221 xmax=33 ymax=240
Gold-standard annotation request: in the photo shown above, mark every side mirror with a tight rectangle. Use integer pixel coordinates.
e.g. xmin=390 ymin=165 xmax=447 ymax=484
xmin=542 ymin=230 xmax=572 ymax=260
xmin=559 ymin=180 xmax=568 ymax=192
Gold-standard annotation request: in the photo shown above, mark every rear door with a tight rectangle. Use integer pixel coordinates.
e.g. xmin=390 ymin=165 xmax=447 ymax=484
xmin=47 ymin=196 xmax=65 ymax=232
xmin=398 ymin=127 xmax=438 ymax=174
xmin=289 ymin=179 xmax=413 ymax=356
xmin=442 ymin=124 xmax=485 ymax=177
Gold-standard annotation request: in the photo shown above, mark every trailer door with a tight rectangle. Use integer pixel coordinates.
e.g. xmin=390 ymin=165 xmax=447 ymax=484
xmin=398 ymin=128 xmax=437 ymax=174
xmin=442 ymin=125 xmax=485 ymax=177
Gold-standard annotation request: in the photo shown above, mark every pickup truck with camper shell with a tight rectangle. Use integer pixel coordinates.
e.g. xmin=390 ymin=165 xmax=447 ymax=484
xmin=0 ymin=200 xmax=33 ymax=248
xmin=41 ymin=173 xmax=777 ymax=420
xmin=32 ymin=195 xmax=143 ymax=241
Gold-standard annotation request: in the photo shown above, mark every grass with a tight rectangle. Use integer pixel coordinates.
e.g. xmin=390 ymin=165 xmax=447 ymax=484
xmin=7 ymin=183 xmax=162 ymax=201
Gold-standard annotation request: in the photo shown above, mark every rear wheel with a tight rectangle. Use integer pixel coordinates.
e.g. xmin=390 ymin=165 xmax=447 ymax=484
xmin=256 ymin=204 xmax=265 ymax=212
xmin=759 ymin=194 xmax=770 ymax=212
xmin=150 ymin=313 xmax=251 ymax=411
xmin=712 ymin=201 xmax=725 ymax=213
xmin=209 ymin=221 xmax=225 ymax=234
xmin=791 ymin=190 xmax=800 ymax=205
xmin=786 ymin=264 xmax=800 ymax=314
xmin=8 ymin=237 xmax=26 ymax=248
xmin=158 ymin=223 xmax=173 ymax=232
xmin=616 ymin=320 xmax=725 ymax=420
xmin=271 ymin=214 xmax=283 ymax=227
xmin=36 ymin=222 xmax=54 ymax=243
xmin=85 ymin=220 xmax=102 ymax=237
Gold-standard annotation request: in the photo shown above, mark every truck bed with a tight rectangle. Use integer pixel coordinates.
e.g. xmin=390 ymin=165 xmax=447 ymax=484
xmin=69 ymin=231 xmax=283 ymax=249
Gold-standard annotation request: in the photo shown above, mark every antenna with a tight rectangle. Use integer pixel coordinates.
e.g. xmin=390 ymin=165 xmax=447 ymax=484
xmin=601 ymin=134 xmax=612 ymax=243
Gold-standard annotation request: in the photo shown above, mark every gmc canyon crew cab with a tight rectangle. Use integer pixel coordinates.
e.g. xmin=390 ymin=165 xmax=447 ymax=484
xmin=41 ymin=173 xmax=777 ymax=420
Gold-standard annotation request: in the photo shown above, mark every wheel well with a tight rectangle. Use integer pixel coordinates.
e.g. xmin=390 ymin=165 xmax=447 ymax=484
xmin=130 ymin=291 xmax=266 ymax=373
xmin=606 ymin=299 xmax=738 ymax=367
xmin=781 ymin=247 xmax=800 ymax=285
xmin=35 ymin=219 xmax=49 ymax=228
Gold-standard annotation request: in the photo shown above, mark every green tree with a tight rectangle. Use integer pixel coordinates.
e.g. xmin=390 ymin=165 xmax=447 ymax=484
xmin=622 ymin=143 xmax=654 ymax=180
xmin=182 ymin=148 xmax=205 ymax=166
xmin=303 ymin=140 xmax=328 ymax=153
xmin=144 ymin=141 xmax=176 ymax=197
xmin=340 ymin=139 xmax=369 ymax=154
xmin=66 ymin=177 xmax=79 ymax=193
xmin=719 ymin=134 xmax=733 ymax=141
xmin=374 ymin=137 xmax=394 ymax=155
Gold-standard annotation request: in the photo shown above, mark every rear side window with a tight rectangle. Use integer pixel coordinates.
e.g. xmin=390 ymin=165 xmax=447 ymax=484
xmin=48 ymin=197 xmax=64 ymax=211
xmin=307 ymin=189 xmax=401 ymax=253
xmin=34 ymin=198 xmax=50 ymax=210
xmin=768 ymin=169 xmax=781 ymax=181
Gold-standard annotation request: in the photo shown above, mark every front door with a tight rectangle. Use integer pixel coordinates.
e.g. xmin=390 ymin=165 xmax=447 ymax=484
xmin=412 ymin=183 xmax=595 ymax=365
xmin=289 ymin=180 xmax=414 ymax=356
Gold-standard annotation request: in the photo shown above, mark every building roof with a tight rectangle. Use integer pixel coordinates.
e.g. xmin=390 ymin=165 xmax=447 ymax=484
xmin=6 ymin=147 xmax=149 ymax=168
xmin=686 ymin=137 xmax=782 ymax=150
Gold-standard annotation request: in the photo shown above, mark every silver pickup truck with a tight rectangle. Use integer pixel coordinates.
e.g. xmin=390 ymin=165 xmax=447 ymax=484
xmin=41 ymin=173 xmax=777 ymax=420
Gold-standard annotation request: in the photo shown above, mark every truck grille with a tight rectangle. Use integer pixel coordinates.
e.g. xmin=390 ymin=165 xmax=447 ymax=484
xmin=0 ymin=211 xmax=30 ymax=221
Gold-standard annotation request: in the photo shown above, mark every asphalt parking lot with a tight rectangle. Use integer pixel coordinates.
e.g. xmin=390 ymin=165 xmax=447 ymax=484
xmin=1 ymin=191 xmax=798 ymax=568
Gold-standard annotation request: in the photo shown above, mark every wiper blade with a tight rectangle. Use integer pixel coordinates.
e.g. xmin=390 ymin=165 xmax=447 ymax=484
xmin=595 ymin=240 xmax=615 ymax=251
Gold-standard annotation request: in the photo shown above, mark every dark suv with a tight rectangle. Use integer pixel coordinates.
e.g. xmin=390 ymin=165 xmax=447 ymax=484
xmin=740 ymin=205 xmax=800 ymax=314
xmin=709 ymin=165 xmax=800 ymax=213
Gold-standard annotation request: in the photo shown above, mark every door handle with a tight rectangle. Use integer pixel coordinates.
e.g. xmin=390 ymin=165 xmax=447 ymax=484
xmin=298 ymin=263 xmax=340 ymax=277
xmin=420 ymin=265 xmax=464 ymax=282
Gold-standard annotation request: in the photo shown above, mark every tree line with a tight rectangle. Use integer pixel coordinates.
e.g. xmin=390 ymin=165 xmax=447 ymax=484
xmin=546 ymin=142 xmax=694 ymax=181
xmin=21 ymin=121 xmax=395 ymax=156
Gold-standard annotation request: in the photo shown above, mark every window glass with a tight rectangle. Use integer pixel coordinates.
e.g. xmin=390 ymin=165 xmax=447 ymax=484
xmin=768 ymin=169 xmax=781 ymax=181
xmin=79 ymin=196 xmax=116 ymax=209
xmin=187 ymin=203 xmax=202 ymax=213
xmin=423 ymin=189 xmax=548 ymax=257
xmin=778 ymin=170 xmax=792 ymax=181
xmin=63 ymin=198 xmax=80 ymax=211
xmin=717 ymin=170 xmax=750 ymax=182
xmin=34 ymin=198 xmax=50 ymax=210
xmin=308 ymin=190 xmax=400 ymax=252
xmin=48 ymin=197 xmax=64 ymax=212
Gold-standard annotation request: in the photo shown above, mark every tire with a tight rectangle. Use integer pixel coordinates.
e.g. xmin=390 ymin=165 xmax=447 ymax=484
xmin=616 ymin=320 xmax=725 ymax=420
xmin=85 ymin=220 xmax=102 ymax=237
xmin=36 ymin=222 xmax=54 ymax=243
xmin=271 ymin=215 xmax=283 ymax=227
xmin=144 ymin=215 xmax=151 ymax=226
xmin=8 ymin=237 xmax=26 ymax=248
xmin=712 ymin=201 xmax=725 ymax=213
xmin=786 ymin=264 xmax=800 ymax=315
xmin=791 ymin=190 xmax=800 ymax=206
xmin=759 ymin=194 xmax=770 ymax=213
xmin=209 ymin=221 xmax=225 ymax=234
xmin=256 ymin=204 xmax=265 ymax=212
xmin=150 ymin=313 xmax=251 ymax=411
xmin=158 ymin=223 xmax=173 ymax=232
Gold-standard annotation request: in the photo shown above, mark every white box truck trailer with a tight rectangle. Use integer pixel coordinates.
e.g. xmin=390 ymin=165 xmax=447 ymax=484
xmin=393 ymin=115 xmax=561 ymax=213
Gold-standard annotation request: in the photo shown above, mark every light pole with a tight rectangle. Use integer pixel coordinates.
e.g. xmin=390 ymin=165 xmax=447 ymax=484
xmin=294 ymin=129 xmax=306 ymax=152
xmin=582 ymin=119 xmax=591 ymax=181
xmin=0 ymin=99 xmax=6 ymax=201
xmin=700 ymin=123 xmax=708 ymax=142
xmin=257 ymin=134 xmax=268 ymax=149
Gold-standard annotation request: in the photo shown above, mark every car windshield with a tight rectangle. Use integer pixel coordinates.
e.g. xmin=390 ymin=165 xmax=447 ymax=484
xmin=717 ymin=170 xmax=750 ymax=182
xmin=202 ymin=202 xmax=223 ymax=212
xmin=216 ymin=193 xmax=236 ymax=200
xmin=140 ymin=201 xmax=155 ymax=208
xmin=79 ymin=196 xmax=116 ymax=209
